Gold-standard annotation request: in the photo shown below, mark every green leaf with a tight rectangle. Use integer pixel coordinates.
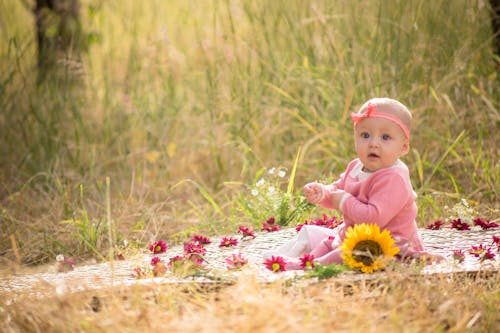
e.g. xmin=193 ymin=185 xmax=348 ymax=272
xmin=306 ymin=263 xmax=349 ymax=280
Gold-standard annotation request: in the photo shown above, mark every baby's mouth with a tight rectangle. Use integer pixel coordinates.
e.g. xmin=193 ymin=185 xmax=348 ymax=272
xmin=368 ymin=153 xmax=379 ymax=158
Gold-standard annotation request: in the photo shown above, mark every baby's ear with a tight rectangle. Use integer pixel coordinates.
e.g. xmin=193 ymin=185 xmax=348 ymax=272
xmin=401 ymin=141 xmax=410 ymax=155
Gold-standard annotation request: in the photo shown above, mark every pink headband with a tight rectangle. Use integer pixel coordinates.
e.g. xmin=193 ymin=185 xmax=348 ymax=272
xmin=350 ymin=102 xmax=411 ymax=139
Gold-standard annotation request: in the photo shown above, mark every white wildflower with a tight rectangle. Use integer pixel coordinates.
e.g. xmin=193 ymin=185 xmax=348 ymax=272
xmin=56 ymin=254 xmax=65 ymax=262
xmin=256 ymin=178 xmax=265 ymax=187
xmin=251 ymin=189 xmax=259 ymax=196
xmin=278 ymin=170 xmax=286 ymax=178
xmin=268 ymin=167 xmax=276 ymax=175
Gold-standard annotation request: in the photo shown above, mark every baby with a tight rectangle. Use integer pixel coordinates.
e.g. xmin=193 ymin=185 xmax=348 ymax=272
xmin=265 ymin=97 xmax=429 ymax=269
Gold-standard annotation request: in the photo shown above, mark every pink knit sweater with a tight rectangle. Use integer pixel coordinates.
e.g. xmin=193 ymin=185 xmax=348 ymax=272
xmin=319 ymin=158 xmax=424 ymax=256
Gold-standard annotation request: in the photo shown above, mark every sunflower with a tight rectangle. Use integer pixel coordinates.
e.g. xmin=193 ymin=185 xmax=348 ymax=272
xmin=340 ymin=224 xmax=399 ymax=273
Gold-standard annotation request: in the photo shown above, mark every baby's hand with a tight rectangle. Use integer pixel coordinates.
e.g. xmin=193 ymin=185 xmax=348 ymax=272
xmin=303 ymin=182 xmax=325 ymax=204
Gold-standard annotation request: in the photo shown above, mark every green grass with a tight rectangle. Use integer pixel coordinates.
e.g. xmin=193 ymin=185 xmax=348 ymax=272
xmin=0 ymin=0 xmax=498 ymax=266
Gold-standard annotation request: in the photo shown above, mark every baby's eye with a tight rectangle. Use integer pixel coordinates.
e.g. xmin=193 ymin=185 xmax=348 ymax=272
xmin=382 ymin=134 xmax=391 ymax=140
xmin=360 ymin=132 xmax=370 ymax=139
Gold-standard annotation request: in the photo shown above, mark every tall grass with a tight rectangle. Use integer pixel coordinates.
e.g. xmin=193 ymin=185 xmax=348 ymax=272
xmin=0 ymin=0 xmax=498 ymax=265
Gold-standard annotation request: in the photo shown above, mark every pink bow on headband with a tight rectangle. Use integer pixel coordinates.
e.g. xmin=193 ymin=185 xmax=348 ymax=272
xmin=350 ymin=102 xmax=377 ymax=124
xmin=350 ymin=102 xmax=411 ymax=139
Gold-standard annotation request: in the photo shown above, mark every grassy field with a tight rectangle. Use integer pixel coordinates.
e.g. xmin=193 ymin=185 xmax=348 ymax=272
xmin=0 ymin=0 xmax=499 ymax=331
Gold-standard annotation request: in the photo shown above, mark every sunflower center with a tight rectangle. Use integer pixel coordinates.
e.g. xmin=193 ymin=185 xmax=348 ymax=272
xmin=352 ymin=240 xmax=383 ymax=266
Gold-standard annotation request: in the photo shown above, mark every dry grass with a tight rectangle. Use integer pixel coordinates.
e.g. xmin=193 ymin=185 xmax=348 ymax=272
xmin=1 ymin=271 xmax=498 ymax=332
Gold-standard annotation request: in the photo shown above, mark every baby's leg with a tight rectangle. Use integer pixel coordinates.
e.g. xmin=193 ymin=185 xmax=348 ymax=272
xmin=262 ymin=229 xmax=310 ymax=259
xmin=283 ymin=257 xmax=303 ymax=270
xmin=285 ymin=247 xmax=343 ymax=270
xmin=285 ymin=227 xmax=310 ymax=257
xmin=315 ymin=248 xmax=343 ymax=265
xmin=303 ymin=225 xmax=336 ymax=245
xmin=310 ymin=237 xmax=334 ymax=258
xmin=263 ymin=225 xmax=336 ymax=259
xmin=286 ymin=225 xmax=337 ymax=257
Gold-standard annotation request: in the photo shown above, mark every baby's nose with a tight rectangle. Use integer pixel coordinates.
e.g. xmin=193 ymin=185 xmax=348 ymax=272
xmin=368 ymin=137 xmax=380 ymax=147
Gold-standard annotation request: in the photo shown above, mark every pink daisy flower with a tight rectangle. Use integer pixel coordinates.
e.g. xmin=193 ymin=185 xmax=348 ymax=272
xmin=184 ymin=241 xmax=206 ymax=264
xmin=219 ymin=236 xmax=238 ymax=247
xmin=473 ymin=218 xmax=499 ymax=230
xmin=116 ymin=251 xmax=126 ymax=260
xmin=151 ymin=258 xmax=167 ymax=277
xmin=168 ymin=255 xmax=185 ymax=269
xmin=225 ymin=252 xmax=248 ymax=270
xmin=296 ymin=215 xmax=343 ymax=232
xmin=262 ymin=217 xmax=280 ymax=232
xmin=481 ymin=248 xmax=496 ymax=261
xmin=149 ymin=240 xmax=168 ymax=254
xmin=299 ymin=254 xmax=315 ymax=270
xmin=492 ymin=236 xmax=500 ymax=251
xmin=132 ymin=266 xmax=146 ymax=279
xmin=238 ymin=226 xmax=256 ymax=239
xmin=452 ymin=249 xmax=465 ymax=263
xmin=426 ymin=220 xmax=445 ymax=230
xmin=151 ymin=256 xmax=162 ymax=266
xmin=264 ymin=256 xmax=287 ymax=272
xmin=469 ymin=244 xmax=486 ymax=258
xmin=192 ymin=235 xmax=211 ymax=244
xmin=56 ymin=256 xmax=75 ymax=273
xmin=450 ymin=219 xmax=470 ymax=231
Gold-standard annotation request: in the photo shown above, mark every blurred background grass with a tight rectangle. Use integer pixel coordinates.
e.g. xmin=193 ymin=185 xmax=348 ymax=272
xmin=0 ymin=0 xmax=498 ymax=265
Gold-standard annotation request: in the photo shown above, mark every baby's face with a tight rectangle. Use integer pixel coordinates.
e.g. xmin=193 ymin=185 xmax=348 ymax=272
xmin=354 ymin=117 xmax=409 ymax=172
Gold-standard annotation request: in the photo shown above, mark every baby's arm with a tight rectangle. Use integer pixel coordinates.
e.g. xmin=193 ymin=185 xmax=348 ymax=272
xmin=305 ymin=184 xmax=348 ymax=211
xmin=303 ymin=160 xmax=355 ymax=209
